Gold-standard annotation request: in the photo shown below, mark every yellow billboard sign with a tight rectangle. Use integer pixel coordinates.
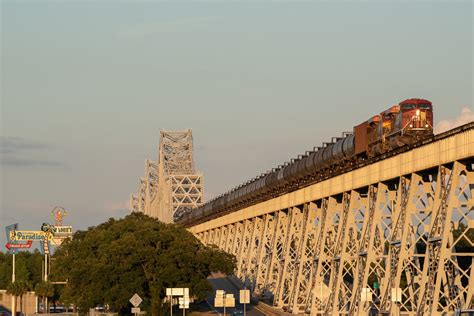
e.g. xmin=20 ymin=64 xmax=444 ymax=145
xmin=9 ymin=230 xmax=53 ymax=241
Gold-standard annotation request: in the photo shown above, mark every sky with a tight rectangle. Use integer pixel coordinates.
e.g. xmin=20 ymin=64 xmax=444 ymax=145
xmin=0 ymin=1 xmax=473 ymax=248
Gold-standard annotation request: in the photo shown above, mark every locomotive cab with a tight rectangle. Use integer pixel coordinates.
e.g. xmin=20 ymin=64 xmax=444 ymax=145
xmin=399 ymin=99 xmax=434 ymax=139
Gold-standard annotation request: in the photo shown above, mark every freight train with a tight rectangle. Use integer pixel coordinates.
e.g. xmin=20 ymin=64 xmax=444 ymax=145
xmin=176 ymin=98 xmax=434 ymax=223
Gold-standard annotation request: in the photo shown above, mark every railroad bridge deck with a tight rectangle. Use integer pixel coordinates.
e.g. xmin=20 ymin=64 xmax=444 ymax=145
xmin=188 ymin=123 xmax=474 ymax=315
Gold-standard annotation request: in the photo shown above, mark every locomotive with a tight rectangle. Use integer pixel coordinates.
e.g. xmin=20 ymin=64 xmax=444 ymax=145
xmin=177 ymin=98 xmax=434 ymax=223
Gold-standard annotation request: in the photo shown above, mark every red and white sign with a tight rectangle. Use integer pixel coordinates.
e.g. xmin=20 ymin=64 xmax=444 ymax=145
xmin=5 ymin=240 xmax=33 ymax=250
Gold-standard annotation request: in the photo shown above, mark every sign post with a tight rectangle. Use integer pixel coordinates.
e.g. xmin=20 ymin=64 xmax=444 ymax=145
xmin=361 ymin=288 xmax=372 ymax=313
xmin=166 ymin=288 xmax=189 ymax=316
xmin=6 ymin=223 xmax=19 ymax=316
xmin=391 ymin=287 xmax=402 ymax=316
xmin=178 ymin=296 xmax=189 ymax=316
xmin=129 ymin=293 xmax=143 ymax=316
xmin=215 ymin=290 xmax=235 ymax=316
xmin=239 ymin=288 xmax=250 ymax=316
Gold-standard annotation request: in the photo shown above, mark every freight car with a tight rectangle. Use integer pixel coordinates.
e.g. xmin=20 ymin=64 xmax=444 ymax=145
xmin=176 ymin=98 xmax=434 ymax=223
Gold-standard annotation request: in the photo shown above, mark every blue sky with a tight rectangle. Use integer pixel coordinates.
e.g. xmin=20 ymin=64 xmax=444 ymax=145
xmin=1 ymin=1 xmax=472 ymax=247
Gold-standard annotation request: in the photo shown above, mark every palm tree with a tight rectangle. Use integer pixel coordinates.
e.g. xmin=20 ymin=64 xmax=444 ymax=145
xmin=7 ymin=280 xmax=29 ymax=316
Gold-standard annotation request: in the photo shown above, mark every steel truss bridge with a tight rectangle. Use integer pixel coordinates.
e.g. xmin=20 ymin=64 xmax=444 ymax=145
xmin=185 ymin=123 xmax=474 ymax=315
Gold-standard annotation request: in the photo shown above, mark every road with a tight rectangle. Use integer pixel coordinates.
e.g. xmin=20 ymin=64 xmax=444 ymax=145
xmin=206 ymin=274 xmax=265 ymax=316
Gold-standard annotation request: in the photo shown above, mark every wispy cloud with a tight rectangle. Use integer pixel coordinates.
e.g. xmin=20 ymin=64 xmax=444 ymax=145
xmin=0 ymin=136 xmax=50 ymax=154
xmin=435 ymin=107 xmax=474 ymax=134
xmin=116 ymin=17 xmax=214 ymax=39
xmin=0 ymin=136 xmax=64 ymax=168
xmin=0 ymin=157 xmax=63 ymax=167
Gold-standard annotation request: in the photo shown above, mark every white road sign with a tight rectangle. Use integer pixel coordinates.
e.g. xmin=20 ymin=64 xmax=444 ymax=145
xmin=225 ymin=296 xmax=235 ymax=307
xmin=391 ymin=287 xmax=402 ymax=302
xmin=239 ymin=289 xmax=250 ymax=304
xmin=361 ymin=288 xmax=372 ymax=302
xmin=166 ymin=287 xmax=189 ymax=296
xmin=129 ymin=293 xmax=143 ymax=307
xmin=179 ymin=297 xmax=190 ymax=309
xmin=214 ymin=297 xmax=224 ymax=307
xmin=131 ymin=307 xmax=140 ymax=314
xmin=214 ymin=290 xmax=235 ymax=308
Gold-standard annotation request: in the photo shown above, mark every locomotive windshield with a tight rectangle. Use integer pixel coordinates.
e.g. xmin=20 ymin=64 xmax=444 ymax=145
xmin=402 ymin=103 xmax=431 ymax=110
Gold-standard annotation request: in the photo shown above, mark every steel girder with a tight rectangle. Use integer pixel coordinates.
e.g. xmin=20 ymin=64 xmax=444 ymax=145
xmin=129 ymin=130 xmax=204 ymax=222
xmin=201 ymin=158 xmax=474 ymax=315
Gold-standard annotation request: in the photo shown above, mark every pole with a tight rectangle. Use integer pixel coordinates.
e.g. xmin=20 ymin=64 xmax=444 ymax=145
xmin=12 ymin=253 xmax=16 ymax=316
xmin=170 ymin=295 xmax=172 ymax=316
xmin=243 ymin=286 xmax=247 ymax=316
xmin=223 ymin=291 xmax=226 ymax=316
xmin=12 ymin=253 xmax=16 ymax=282
xmin=44 ymin=253 xmax=48 ymax=313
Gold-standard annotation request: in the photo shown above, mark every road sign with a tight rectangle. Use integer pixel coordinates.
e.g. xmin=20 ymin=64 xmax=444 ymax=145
xmin=5 ymin=224 xmax=19 ymax=254
xmin=179 ymin=297 xmax=190 ymax=309
xmin=215 ymin=290 xmax=235 ymax=308
xmin=215 ymin=297 xmax=224 ymax=307
xmin=239 ymin=289 xmax=250 ymax=304
xmin=166 ymin=288 xmax=189 ymax=296
xmin=5 ymin=240 xmax=32 ymax=250
xmin=129 ymin=293 xmax=143 ymax=307
xmin=131 ymin=307 xmax=140 ymax=314
xmin=391 ymin=287 xmax=402 ymax=302
xmin=225 ymin=295 xmax=235 ymax=308
xmin=361 ymin=288 xmax=372 ymax=302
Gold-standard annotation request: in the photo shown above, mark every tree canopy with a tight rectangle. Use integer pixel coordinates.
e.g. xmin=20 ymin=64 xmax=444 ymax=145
xmin=53 ymin=212 xmax=235 ymax=315
xmin=0 ymin=250 xmax=43 ymax=289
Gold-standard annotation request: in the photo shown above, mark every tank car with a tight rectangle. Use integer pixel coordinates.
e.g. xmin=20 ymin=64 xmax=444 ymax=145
xmin=183 ymin=98 xmax=434 ymax=225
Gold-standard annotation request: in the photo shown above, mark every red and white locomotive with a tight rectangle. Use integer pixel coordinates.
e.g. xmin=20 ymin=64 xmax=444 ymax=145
xmin=355 ymin=98 xmax=434 ymax=157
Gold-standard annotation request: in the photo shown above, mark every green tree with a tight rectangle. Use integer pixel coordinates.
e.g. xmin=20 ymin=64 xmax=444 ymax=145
xmin=53 ymin=213 xmax=235 ymax=316
xmin=0 ymin=250 xmax=44 ymax=290
xmin=7 ymin=280 xmax=29 ymax=315
xmin=35 ymin=281 xmax=55 ymax=313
